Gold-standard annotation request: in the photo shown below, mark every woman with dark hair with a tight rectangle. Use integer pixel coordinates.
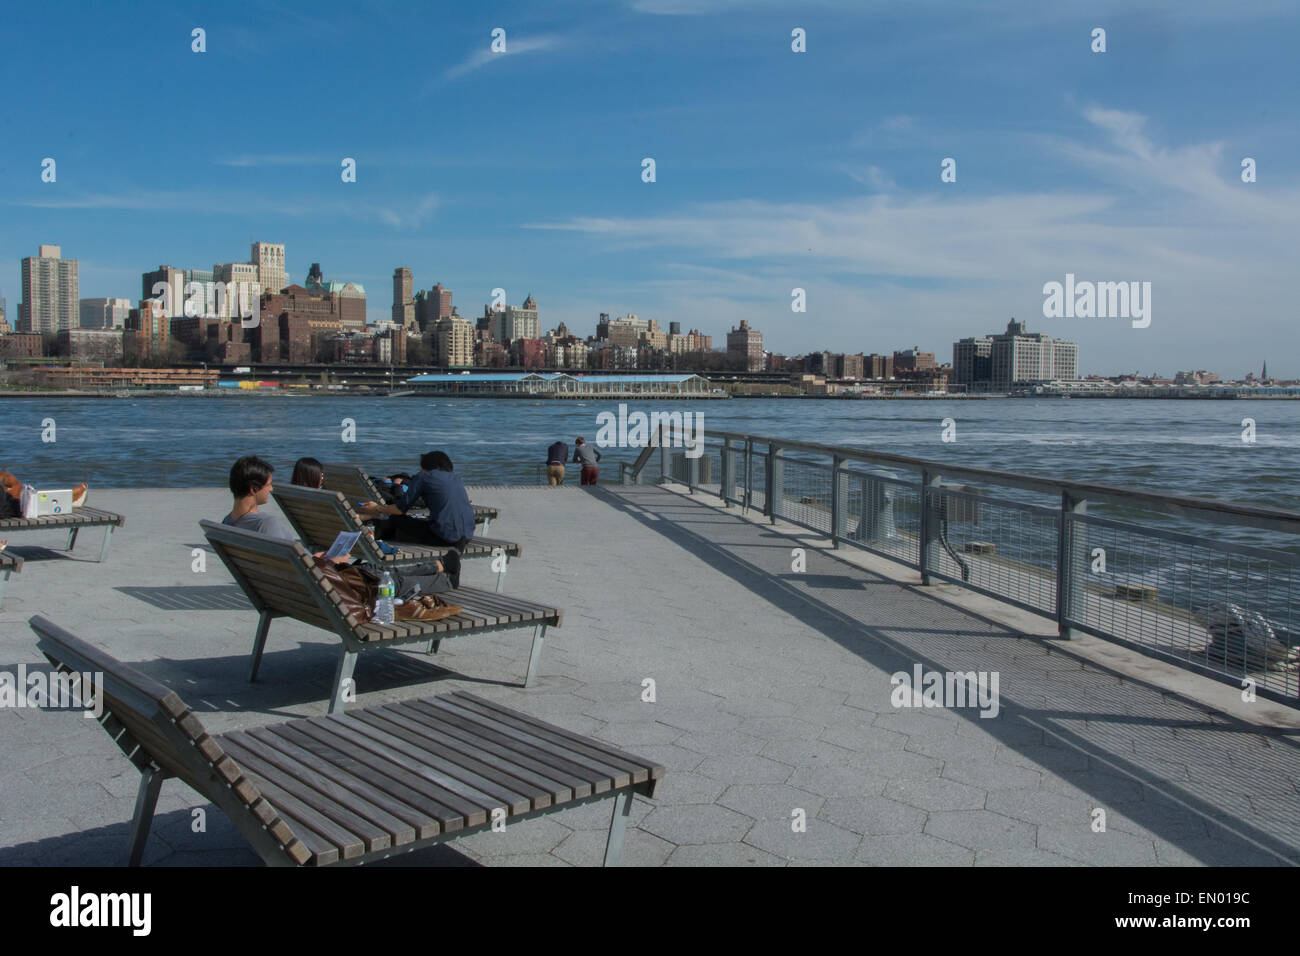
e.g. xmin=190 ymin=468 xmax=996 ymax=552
xmin=291 ymin=457 xmax=324 ymax=489
xmin=359 ymin=449 xmax=475 ymax=579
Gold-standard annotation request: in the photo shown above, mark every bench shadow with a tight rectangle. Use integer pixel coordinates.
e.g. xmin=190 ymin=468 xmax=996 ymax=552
xmin=596 ymin=484 xmax=1300 ymax=867
xmin=116 ymin=585 xmax=251 ymax=611
xmin=0 ymin=808 xmax=479 ymax=867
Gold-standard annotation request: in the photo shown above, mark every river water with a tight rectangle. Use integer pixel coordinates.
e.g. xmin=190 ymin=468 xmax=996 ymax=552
xmin=2 ymin=395 xmax=1295 ymax=511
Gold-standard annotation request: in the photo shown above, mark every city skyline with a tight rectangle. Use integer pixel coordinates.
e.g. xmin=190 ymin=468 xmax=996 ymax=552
xmin=2 ymin=2 xmax=1297 ymax=376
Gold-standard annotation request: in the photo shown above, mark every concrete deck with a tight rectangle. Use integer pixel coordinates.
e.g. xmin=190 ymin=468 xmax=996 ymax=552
xmin=1 ymin=483 xmax=1298 ymax=866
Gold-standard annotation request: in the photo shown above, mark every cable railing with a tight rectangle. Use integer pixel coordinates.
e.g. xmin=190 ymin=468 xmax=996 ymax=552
xmin=625 ymin=425 xmax=1300 ymax=706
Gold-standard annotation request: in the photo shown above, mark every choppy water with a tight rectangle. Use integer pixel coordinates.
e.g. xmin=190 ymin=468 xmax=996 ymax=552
xmin=2 ymin=395 xmax=1295 ymax=511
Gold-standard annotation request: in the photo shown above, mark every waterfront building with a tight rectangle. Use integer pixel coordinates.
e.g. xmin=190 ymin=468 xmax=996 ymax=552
xmin=21 ymin=245 xmax=78 ymax=333
xmin=0 ymin=332 xmax=44 ymax=358
xmin=953 ymin=336 xmax=993 ymax=389
xmin=435 ymin=314 xmax=474 ymax=368
xmin=305 ymin=269 xmax=366 ymax=333
xmin=893 ymin=346 xmax=935 ymax=372
xmin=56 ymin=328 xmax=123 ymax=364
xmin=79 ymin=297 xmax=132 ymax=330
xmin=864 ymin=353 xmax=894 ymax=380
xmin=726 ymin=319 xmax=764 ymax=372
xmin=837 ymin=353 xmax=865 ymax=380
xmin=125 ymin=299 xmax=171 ymax=360
xmin=406 ymin=371 xmax=712 ymax=397
xmin=251 ymin=242 xmax=287 ymax=296
xmin=989 ymin=318 xmax=1077 ymax=387
xmin=509 ymin=337 xmax=547 ymax=369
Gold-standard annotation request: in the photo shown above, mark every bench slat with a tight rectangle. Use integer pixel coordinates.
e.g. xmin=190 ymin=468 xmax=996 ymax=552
xmin=372 ymin=702 xmax=579 ymax=804
xmin=243 ymin=726 xmax=434 ymax=840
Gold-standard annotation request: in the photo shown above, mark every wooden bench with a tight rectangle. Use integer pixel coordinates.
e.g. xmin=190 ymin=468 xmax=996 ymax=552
xmin=0 ymin=550 xmax=22 ymax=607
xmin=322 ymin=463 xmax=498 ymax=533
xmin=201 ymin=520 xmax=561 ymax=714
xmin=272 ymin=484 xmax=522 ymax=593
xmin=29 ymin=615 xmax=663 ymax=867
xmin=0 ymin=506 xmax=124 ymax=562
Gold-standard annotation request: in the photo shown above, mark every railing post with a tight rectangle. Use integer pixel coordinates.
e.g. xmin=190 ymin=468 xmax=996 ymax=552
xmin=658 ymin=422 xmax=668 ymax=484
xmin=767 ymin=443 xmax=784 ymax=523
xmin=687 ymin=446 xmax=699 ymax=492
xmin=919 ymin=470 xmax=941 ymax=583
xmin=830 ymin=455 xmax=843 ymax=548
xmin=720 ymin=438 xmax=734 ymax=507
xmin=743 ymin=438 xmax=753 ymax=515
xmin=1057 ymin=491 xmax=1088 ymax=638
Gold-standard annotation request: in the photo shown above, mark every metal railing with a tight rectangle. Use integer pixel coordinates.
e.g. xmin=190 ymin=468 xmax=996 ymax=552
xmin=626 ymin=426 xmax=1300 ymax=706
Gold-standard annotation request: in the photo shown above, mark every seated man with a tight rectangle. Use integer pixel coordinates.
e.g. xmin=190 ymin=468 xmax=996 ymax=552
xmin=224 ymin=455 xmax=459 ymax=592
xmin=359 ymin=451 xmax=475 ymax=556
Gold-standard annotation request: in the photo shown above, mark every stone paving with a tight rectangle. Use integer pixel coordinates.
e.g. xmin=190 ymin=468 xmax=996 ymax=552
xmin=1 ymin=482 xmax=1298 ymax=866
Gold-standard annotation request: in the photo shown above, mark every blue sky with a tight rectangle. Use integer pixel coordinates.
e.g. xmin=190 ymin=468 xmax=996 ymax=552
xmin=2 ymin=0 xmax=1297 ymax=376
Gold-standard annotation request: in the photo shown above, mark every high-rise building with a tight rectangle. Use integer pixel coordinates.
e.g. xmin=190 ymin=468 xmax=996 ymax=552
xmin=669 ymin=321 xmax=681 ymax=336
xmin=79 ymin=297 xmax=133 ymax=329
xmin=975 ymin=318 xmax=1078 ymax=388
xmin=726 ymin=319 xmax=764 ymax=371
xmin=435 ymin=314 xmax=475 ymax=368
xmin=952 ymin=336 xmax=993 ymax=388
xmin=392 ymin=268 xmax=415 ymax=330
xmin=20 ymin=245 xmax=79 ymax=333
xmin=251 ymin=242 xmax=287 ymax=296
xmin=490 ymin=295 xmax=540 ymax=342
xmin=893 ymin=347 xmax=935 ymax=372
xmin=214 ymin=262 xmax=261 ymax=320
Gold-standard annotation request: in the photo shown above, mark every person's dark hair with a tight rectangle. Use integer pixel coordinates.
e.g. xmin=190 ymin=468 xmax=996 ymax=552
xmin=420 ymin=451 xmax=454 ymax=472
xmin=575 ymin=437 xmax=586 ymax=445
xmin=387 ymin=473 xmax=411 ymax=484
xmin=230 ymin=455 xmax=274 ymax=497
xmin=291 ymin=457 xmax=323 ymax=488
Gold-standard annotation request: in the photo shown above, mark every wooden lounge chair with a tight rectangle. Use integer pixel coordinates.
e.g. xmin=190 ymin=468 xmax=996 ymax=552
xmin=321 ymin=462 xmax=498 ymax=533
xmin=272 ymin=484 xmax=521 ymax=593
xmin=0 ymin=506 xmax=124 ymax=562
xmin=0 ymin=549 xmax=22 ymax=607
xmin=201 ymin=520 xmax=560 ymax=714
xmin=30 ymin=615 xmax=663 ymax=867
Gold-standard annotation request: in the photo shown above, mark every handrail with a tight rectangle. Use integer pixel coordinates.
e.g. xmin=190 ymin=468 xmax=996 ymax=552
xmin=668 ymin=427 xmax=1300 ymax=536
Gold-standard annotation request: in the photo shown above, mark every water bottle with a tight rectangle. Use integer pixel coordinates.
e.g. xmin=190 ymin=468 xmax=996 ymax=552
xmin=375 ymin=572 xmax=396 ymax=624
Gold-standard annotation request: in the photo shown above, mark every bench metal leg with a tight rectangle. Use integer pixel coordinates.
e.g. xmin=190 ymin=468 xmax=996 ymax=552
xmin=524 ymin=623 xmax=546 ymax=688
xmin=127 ymin=766 xmax=164 ymax=866
xmin=0 ymin=569 xmax=9 ymax=608
xmin=603 ymin=790 xmax=633 ymax=867
xmin=97 ymin=524 xmax=115 ymax=562
xmin=480 ymin=516 xmax=491 ymax=535
xmin=67 ymin=527 xmax=80 ymax=551
xmin=425 ymin=639 xmax=441 ymax=654
xmin=329 ymin=647 xmax=358 ymax=715
xmin=495 ymin=555 xmax=508 ymax=594
xmin=249 ymin=610 xmax=273 ymax=681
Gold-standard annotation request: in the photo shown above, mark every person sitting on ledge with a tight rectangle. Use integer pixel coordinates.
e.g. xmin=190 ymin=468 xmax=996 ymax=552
xmin=224 ymin=454 xmax=459 ymax=589
xmin=0 ymin=470 xmax=89 ymax=517
xmin=359 ymin=450 xmax=475 ymax=559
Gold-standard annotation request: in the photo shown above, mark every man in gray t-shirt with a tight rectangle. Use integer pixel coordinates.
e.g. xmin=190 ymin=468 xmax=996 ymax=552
xmin=573 ymin=437 xmax=602 ymax=486
xmin=222 ymin=509 xmax=293 ymax=540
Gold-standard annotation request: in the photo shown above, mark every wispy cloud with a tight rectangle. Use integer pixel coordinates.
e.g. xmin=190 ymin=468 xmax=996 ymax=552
xmin=443 ymin=33 xmax=563 ymax=80
xmin=214 ymin=153 xmax=335 ymax=168
xmin=7 ymin=189 xmax=442 ymax=229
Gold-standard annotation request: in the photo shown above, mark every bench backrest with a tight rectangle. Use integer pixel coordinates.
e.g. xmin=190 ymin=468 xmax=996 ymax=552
xmin=271 ymin=485 xmax=364 ymax=552
xmin=321 ymin=463 xmax=381 ymax=504
xmin=28 ymin=615 xmax=311 ymax=865
xmin=199 ymin=519 xmax=364 ymax=633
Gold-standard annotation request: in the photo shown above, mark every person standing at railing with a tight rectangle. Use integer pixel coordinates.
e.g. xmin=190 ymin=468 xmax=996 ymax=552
xmin=546 ymin=439 xmax=569 ymax=486
xmin=574 ymin=437 xmax=602 ymax=486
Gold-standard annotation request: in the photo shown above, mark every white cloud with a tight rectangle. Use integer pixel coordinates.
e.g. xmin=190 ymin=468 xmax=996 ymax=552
xmin=443 ymin=34 xmax=562 ymax=80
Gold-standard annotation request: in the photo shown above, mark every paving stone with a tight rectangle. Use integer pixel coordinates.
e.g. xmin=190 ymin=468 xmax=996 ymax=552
xmin=788 ymin=761 xmax=888 ymax=799
xmin=1035 ymin=826 xmax=1158 ymax=865
xmin=853 ymin=833 xmax=975 ymax=866
xmin=985 ymin=788 xmax=1096 ymax=827
xmin=640 ymin=804 xmax=755 ymax=845
xmin=717 ymin=784 xmax=825 ymax=822
xmin=553 ymin=827 xmax=675 ymax=867
xmin=884 ymin=776 xmax=987 ymax=812
xmin=924 ymin=810 xmax=1038 ymax=852
xmin=743 ymin=817 xmax=862 ymax=861
xmin=664 ymin=843 xmax=787 ymax=866
xmin=694 ymin=752 xmax=794 ymax=784
xmin=941 ymin=759 xmax=1043 ymax=792
xmin=819 ymin=795 xmax=927 ymax=836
